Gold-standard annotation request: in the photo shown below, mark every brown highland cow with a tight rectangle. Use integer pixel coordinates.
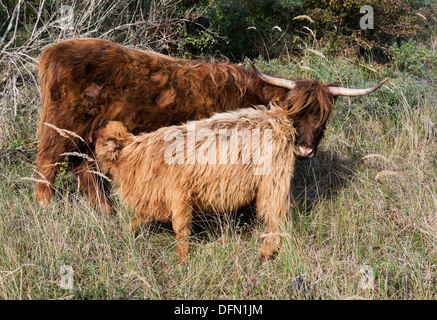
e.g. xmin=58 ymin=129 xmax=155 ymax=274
xmin=94 ymin=105 xmax=296 ymax=261
xmin=36 ymin=38 xmax=387 ymax=213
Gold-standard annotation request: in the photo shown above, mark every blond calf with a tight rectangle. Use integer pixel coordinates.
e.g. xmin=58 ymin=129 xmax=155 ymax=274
xmin=95 ymin=105 xmax=296 ymax=261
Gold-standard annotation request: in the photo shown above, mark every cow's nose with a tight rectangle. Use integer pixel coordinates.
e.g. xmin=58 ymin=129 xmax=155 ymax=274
xmin=296 ymin=145 xmax=315 ymax=158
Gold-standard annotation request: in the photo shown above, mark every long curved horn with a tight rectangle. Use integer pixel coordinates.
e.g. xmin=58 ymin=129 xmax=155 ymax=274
xmin=248 ymin=59 xmax=297 ymax=89
xmin=328 ymin=77 xmax=389 ymax=96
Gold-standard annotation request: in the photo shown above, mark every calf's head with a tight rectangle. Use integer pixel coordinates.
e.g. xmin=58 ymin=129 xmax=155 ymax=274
xmin=94 ymin=121 xmax=131 ymax=173
xmin=249 ymin=61 xmax=388 ymax=159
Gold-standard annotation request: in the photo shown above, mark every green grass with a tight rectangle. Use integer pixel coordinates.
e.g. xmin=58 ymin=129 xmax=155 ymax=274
xmin=0 ymin=55 xmax=436 ymax=300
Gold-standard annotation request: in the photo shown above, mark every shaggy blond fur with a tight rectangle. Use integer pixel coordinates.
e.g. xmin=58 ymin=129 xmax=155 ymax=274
xmin=95 ymin=105 xmax=296 ymax=261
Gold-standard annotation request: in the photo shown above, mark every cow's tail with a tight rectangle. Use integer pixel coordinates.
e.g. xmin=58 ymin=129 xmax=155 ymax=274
xmin=37 ymin=47 xmax=57 ymax=140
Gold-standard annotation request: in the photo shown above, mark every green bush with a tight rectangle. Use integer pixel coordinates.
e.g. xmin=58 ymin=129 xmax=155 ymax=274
xmin=390 ymin=40 xmax=437 ymax=79
xmin=204 ymin=0 xmax=437 ymax=62
xmin=302 ymin=0 xmax=436 ymax=61
xmin=208 ymin=0 xmax=305 ymax=60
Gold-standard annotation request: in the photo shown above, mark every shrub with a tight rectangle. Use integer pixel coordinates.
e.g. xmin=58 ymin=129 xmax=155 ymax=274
xmin=302 ymin=0 xmax=436 ymax=61
xmin=390 ymin=40 xmax=437 ymax=79
xmin=208 ymin=0 xmax=305 ymax=60
xmin=207 ymin=0 xmax=436 ymax=62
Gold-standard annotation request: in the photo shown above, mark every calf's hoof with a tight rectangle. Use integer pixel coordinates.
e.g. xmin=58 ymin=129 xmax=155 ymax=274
xmin=95 ymin=200 xmax=114 ymax=215
xmin=259 ymin=235 xmax=280 ymax=261
xmin=175 ymin=243 xmax=190 ymax=263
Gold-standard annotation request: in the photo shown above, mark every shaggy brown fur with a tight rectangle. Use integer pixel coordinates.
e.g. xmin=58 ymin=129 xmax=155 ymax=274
xmin=95 ymin=105 xmax=296 ymax=261
xmin=35 ymin=38 xmax=338 ymax=212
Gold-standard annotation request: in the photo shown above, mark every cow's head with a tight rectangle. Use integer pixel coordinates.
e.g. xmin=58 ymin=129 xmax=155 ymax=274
xmin=249 ymin=60 xmax=388 ymax=159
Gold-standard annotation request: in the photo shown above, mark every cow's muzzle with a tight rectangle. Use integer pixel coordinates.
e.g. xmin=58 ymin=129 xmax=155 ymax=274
xmin=296 ymin=145 xmax=316 ymax=159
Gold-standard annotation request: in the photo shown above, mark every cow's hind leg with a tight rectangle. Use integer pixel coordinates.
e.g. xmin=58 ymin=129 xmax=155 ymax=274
xmin=71 ymin=157 xmax=113 ymax=214
xmin=35 ymin=134 xmax=74 ymax=207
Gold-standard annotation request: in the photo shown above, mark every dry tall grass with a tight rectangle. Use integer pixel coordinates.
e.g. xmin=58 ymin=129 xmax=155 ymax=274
xmin=0 ymin=1 xmax=436 ymax=300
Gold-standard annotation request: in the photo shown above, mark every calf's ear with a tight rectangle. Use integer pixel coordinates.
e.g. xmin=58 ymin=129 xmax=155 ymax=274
xmin=104 ymin=139 xmax=117 ymax=148
xmin=96 ymin=122 xmax=129 ymax=161
xmin=97 ymin=137 xmax=122 ymax=161
xmin=105 ymin=121 xmax=130 ymax=143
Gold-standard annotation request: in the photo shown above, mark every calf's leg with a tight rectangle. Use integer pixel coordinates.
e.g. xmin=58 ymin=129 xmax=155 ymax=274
xmin=171 ymin=203 xmax=193 ymax=263
xmin=127 ymin=215 xmax=143 ymax=235
xmin=256 ymin=181 xmax=290 ymax=260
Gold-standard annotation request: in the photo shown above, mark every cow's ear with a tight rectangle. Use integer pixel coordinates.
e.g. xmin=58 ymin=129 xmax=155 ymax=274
xmin=263 ymin=86 xmax=289 ymax=104
xmin=90 ymin=125 xmax=106 ymax=145
xmin=89 ymin=131 xmax=98 ymax=144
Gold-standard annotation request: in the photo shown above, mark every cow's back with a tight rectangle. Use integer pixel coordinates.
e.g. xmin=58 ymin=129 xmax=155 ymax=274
xmin=38 ymin=38 xmax=264 ymax=149
xmin=39 ymin=39 xmax=152 ymax=141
